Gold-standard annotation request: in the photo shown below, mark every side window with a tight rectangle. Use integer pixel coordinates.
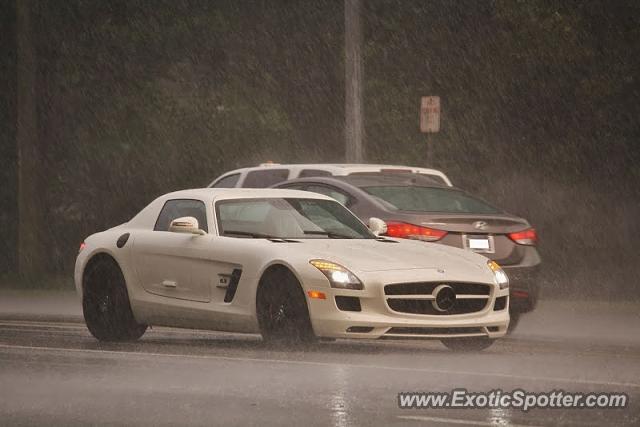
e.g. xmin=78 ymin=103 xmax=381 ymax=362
xmin=298 ymin=169 xmax=332 ymax=178
xmin=154 ymin=199 xmax=209 ymax=233
xmin=306 ymin=185 xmax=351 ymax=206
xmin=212 ymin=173 xmax=241 ymax=188
xmin=242 ymin=169 xmax=289 ymax=188
xmin=419 ymin=173 xmax=447 ymax=185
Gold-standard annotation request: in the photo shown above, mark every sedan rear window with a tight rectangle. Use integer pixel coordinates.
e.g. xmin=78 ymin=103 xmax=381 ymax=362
xmin=363 ymin=186 xmax=500 ymax=214
xmin=349 ymin=171 xmax=446 ymax=185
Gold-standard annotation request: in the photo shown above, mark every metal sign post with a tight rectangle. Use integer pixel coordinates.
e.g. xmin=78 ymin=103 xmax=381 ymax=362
xmin=420 ymin=96 xmax=441 ymax=166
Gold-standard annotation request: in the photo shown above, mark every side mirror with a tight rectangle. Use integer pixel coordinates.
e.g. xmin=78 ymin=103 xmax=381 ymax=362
xmin=368 ymin=217 xmax=387 ymax=237
xmin=169 ymin=216 xmax=206 ymax=235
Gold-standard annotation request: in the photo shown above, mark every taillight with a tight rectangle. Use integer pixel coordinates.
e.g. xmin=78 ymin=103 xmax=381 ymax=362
xmin=79 ymin=242 xmax=86 ymax=253
xmin=508 ymin=228 xmax=537 ymax=245
xmin=385 ymin=222 xmax=447 ymax=242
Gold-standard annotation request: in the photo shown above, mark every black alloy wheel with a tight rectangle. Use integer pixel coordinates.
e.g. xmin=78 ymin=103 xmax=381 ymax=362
xmin=82 ymin=255 xmax=147 ymax=342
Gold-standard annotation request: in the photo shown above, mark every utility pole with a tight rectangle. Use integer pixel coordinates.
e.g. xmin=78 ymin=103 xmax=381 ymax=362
xmin=344 ymin=0 xmax=364 ymax=163
xmin=17 ymin=0 xmax=44 ymax=280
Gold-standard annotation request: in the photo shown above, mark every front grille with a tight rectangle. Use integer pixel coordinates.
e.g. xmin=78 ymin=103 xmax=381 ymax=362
xmin=387 ymin=298 xmax=487 ymax=315
xmin=384 ymin=282 xmax=490 ymax=296
xmin=384 ymin=282 xmax=491 ymax=315
xmin=385 ymin=327 xmax=484 ymax=336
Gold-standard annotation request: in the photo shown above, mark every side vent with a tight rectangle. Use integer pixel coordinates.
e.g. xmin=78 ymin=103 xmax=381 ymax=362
xmin=224 ymin=269 xmax=243 ymax=303
xmin=116 ymin=233 xmax=130 ymax=248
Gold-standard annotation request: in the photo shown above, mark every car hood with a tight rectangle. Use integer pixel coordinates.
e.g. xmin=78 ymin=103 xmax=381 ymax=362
xmin=292 ymin=238 xmax=486 ymax=273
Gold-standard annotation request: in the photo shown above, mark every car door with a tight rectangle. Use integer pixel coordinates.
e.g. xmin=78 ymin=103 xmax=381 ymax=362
xmin=132 ymin=199 xmax=217 ymax=303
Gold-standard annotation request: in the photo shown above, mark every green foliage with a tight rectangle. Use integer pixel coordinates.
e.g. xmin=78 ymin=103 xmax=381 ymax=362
xmin=5 ymin=0 xmax=639 ymax=297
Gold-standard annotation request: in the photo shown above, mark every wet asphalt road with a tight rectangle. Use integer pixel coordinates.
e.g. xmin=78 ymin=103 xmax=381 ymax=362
xmin=0 ymin=319 xmax=638 ymax=426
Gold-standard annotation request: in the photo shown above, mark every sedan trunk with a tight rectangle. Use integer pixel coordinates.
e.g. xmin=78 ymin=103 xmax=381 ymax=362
xmin=383 ymin=212 xmax=531 ymax=266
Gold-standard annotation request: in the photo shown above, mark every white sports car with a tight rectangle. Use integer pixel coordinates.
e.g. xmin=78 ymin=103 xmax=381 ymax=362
xmin=75 ymin=189 xmax=510 ymax=351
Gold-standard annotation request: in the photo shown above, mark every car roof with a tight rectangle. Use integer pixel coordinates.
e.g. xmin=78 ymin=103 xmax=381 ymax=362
xmin=208 ymin=163 xmax=453 ymax=187
xmin=236 ymin=163 xmax=444 ymax=173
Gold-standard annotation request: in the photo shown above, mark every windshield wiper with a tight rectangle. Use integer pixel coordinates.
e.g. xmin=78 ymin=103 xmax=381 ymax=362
xmin=303 ymin=230 xmax=356 ymax=239
xmin=222 ymin=230 xmax=276 ymax=239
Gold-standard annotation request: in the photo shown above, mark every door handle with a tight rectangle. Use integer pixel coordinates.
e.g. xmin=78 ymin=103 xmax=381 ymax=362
xmin=162 ymin=280 xmax=177 ymax=288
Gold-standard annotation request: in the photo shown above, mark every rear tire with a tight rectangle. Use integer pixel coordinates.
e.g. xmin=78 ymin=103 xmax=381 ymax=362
xmin=256 ymin=267 xmax=316 ymax=345
xmin=440 ymin=337 xmax=495 ymax=352
xmin=82 ymin=255 xmax=147 ymax=342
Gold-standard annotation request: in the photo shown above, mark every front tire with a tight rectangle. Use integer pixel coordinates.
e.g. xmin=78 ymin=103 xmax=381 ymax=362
xmin=507 ymin=311 xmax=521 ymax=334
xmin=82 ymin=255 xmax=147 ymax=342
xmin=440 ymin=337 xmax=495 ymax=352
xmin=256 ymin=267 xmax=316 ymax=345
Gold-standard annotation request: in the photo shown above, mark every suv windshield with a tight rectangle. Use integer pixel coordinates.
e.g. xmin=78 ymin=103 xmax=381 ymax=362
xmin=363 ymin=186 xmax=500 ymax=214
xmin=216 ymin=198 xmax=374 ymax=239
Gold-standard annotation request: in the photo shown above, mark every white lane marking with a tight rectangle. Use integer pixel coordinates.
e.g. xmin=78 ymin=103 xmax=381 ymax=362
xmin=0 ymin=343 xmax=638 ymax=389
xmin=398 ymin=415 xmax=541 ymax=427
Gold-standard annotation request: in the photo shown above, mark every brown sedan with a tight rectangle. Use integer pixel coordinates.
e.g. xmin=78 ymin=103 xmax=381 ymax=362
xmin=274 ymin=174 xmax=541 ymax=331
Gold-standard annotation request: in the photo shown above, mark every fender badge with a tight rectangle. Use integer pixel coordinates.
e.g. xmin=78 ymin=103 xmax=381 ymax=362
xmin=437 ymin=268 xmax=445 ymax=274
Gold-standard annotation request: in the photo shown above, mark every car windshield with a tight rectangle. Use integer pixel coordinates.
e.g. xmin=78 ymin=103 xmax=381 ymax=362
xmin=363 ymin=186 xmax=500 ymax=214
xmin=216 ymin=198 xmax=375 ymax=239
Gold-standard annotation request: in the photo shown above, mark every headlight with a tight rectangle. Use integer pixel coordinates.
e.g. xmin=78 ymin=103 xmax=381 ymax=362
xmin=487 ymin=260 xmax=509 ymax=290
xmin=309 ymin=259 xmax=364 ymax=290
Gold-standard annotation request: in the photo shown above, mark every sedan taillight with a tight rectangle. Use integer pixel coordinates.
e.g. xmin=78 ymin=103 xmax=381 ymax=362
xmin=508 ymin=228 xmax=537 ymax=246
xmin=385 ymin=222 xmax=448 ymax=242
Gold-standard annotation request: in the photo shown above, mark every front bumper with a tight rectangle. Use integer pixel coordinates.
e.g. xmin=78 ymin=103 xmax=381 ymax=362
xmin=311 ymin=310 xmax=510 ymax=340
xmin=304 ymin=271 xmax=510 ymax=340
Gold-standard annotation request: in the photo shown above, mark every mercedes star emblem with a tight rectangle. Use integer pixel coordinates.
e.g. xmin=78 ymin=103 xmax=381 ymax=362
xmin=432 ymin=284 xmax=456 ymax=312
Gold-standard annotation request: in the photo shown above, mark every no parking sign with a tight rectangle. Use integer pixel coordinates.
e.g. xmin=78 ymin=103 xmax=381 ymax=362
xmin=420 ymin=96 xmax=441 ymax=133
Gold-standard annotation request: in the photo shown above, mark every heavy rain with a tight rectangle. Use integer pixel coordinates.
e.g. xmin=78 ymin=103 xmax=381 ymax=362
xmin=0 ymin=1 xmax=638 ymax=426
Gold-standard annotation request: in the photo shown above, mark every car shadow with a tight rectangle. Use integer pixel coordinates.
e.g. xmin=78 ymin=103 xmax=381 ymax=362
xmin=79 ymin=328 xmax=640 ymax=359
xmin=80 ymin=329 xmax=456 ymax=356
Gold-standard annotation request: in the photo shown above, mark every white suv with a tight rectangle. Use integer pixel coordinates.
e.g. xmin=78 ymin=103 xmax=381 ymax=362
xmin=208 ymin=163 xmax=453 ymax=188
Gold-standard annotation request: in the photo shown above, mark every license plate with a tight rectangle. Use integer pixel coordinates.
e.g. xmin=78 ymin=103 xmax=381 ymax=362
xmin=464 ymin=235 xmax=495 ymax=253
xmin=469 ymin=238 xmax=489 ymax=249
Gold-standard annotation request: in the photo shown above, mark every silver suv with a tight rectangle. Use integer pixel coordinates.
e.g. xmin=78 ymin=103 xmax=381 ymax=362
xmin=208 ymin=163 xmax=453 ymax=188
